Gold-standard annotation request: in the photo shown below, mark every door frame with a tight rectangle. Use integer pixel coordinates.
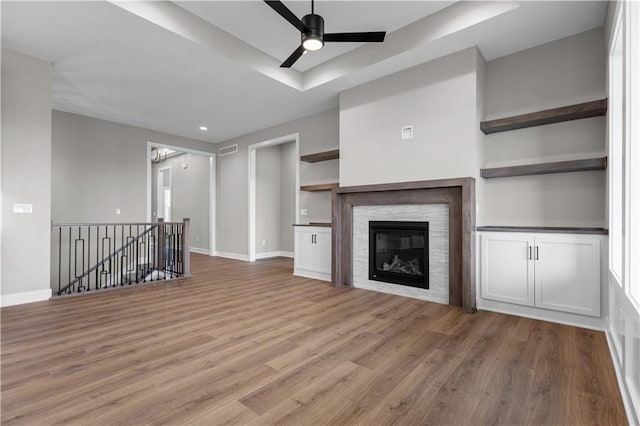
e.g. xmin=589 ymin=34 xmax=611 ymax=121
xmin=248 ymin=133 xmax=300 ymax=262
xmin=157 ymin=165 xmax=172 ymax=222
xmin=146 ymin=141 xmax=217 ymax=256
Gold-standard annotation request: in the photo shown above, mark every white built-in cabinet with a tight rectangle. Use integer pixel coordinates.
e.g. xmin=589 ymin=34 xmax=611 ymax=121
xmin=480 ymin=232 xmax=601 ymax=317
xmin=293 ymin=226 xmax=331 ymax=282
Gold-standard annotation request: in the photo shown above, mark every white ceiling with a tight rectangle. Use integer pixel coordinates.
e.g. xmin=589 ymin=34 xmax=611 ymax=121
xmin=1 ymin=1 xmax=607 ymax=144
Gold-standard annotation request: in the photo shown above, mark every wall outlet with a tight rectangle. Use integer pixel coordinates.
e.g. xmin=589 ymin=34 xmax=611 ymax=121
xmin=300 ymin=209 xmax=308 ymax=216
xmin=196 ymin=236 xmax=200 ymax=243
xmin=262 ymin=240 xmax=266 ymax=246
xmin=401 ymin=125 xmax=414 ymax=140
xmin=115 ymin=208 xmax=121 ymax=215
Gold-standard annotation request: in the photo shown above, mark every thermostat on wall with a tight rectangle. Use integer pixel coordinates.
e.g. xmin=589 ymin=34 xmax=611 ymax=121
xmin=401 ymin=125 xmax=414 ymax=140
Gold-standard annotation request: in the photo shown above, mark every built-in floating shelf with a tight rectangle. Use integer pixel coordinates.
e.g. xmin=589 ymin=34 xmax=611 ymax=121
xmin=300 ymin=182 xmax=339 ymax=192
xmin=480 ymin=157 xmax=607 ymax=179
xmin=300 ymin=149 xmax=340 ymax=163
xmin=480 ymin=98 xmax=607 ymax=135
xmin=478 ymin=226 xmax=608 ymax=235
xmin=293 ymin=222 xmax=332 ymax=227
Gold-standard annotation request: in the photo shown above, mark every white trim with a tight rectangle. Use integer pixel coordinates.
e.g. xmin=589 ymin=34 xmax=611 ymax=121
xmin=477 ymin=298 xmax=605 ymax=331
xmin=248 ymin=133 xmax=300 ymax=262
xmin=605 ymin=330 xmax=640 ymax=426
xmin=293 ymin=269 xmax=331 ymax=282
xmin=146 ymin=141 xmax=217 ymax=255
xmin=190 ymin=247 xmax=210 ymax=255
xmin=213 ymin=251 xmax=250 ymax=262
xmin=1 ymin=289 xmax=52 ymax=307
xmin=255 ymin=251 xmax=294 ymax=260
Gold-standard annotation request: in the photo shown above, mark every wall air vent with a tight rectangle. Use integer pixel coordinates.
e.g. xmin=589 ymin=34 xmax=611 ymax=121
xmin=219 ymin=144 xmax=238 ymax=157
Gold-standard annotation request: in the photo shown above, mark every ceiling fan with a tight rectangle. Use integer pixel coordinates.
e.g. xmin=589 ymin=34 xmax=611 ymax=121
xmin=264 ymin=0 xmax=386 ymax=68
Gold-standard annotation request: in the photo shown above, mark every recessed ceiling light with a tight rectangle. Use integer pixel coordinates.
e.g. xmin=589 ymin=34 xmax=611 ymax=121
xmin=199 ymin=126 xmax=208 ymax=131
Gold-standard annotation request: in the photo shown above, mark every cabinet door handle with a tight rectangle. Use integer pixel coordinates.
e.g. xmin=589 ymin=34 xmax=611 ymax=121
xmin=535 ymin=246 xmax=539 ymax=260
xmin=312 ymin=234 xmax=316 ymax=244
xmin=528 ymin=246 xmax=532 ymax=260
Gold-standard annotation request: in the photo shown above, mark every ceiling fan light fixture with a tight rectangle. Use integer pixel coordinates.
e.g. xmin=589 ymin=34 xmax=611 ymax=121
xmin=302 ymin=33 xmax=323 ymax=51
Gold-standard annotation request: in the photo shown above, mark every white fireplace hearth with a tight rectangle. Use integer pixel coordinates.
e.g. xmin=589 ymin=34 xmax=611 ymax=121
xmin=352 ymin=204 xmax=449 ymax=304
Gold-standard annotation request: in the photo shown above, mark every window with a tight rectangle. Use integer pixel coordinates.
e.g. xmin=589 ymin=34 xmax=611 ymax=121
xmin=628 ymin=0 xmax=640 ymax=307
xmin=609 ymin=11 xmax=625 ymax=285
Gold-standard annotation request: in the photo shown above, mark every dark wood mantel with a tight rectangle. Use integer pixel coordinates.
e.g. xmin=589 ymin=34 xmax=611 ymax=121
xmin=332 ymin=177 xmax=476 ymax=313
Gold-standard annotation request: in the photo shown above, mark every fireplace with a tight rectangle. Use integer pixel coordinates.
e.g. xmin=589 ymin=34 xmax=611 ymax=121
xmin=369 ymin=221 xmax=429 ymax=289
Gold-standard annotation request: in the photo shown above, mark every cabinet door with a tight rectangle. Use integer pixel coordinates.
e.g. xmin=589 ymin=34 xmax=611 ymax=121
xmin=481 ymin=233 xmax=535 ymax=306
xmin=294 ymin=229 xmax=315 ymax=271
xmin=314 ymin=230 xmax=332 ymax=275
xmin=534 ymin=235 xmax=600 ymax=317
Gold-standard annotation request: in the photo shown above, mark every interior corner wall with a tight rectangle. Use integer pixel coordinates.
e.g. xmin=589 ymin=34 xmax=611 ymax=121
xmin=1 ymin=48 xmax=52 ymax=298
xmin=279 ymin=142 xmax=296 ymax=253
xmin=339 ymin=47 xmax=481 ymax=187
xmin=482 ymin=28 xmax=606 ymax=227
xmin=151 ymin=153 xmax=210 ymax=250
xmin=216 ymin=108 xmax=338 ymax=257
xmin=51 ymin=110 xmax=216 ymax=223
xmin=256 ymin=144 xmax=281 ymax=255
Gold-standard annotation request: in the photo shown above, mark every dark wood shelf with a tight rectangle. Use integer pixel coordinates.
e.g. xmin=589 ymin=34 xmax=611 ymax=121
xmin=300 ymin=182 xmax=339 ymax=192
xmin=300 ymin=149 xmax=339 ymax=163
xmin=480 ymin=98 xmax=607 ymax=134
xmin=478 ymin=226 xmax=608 ymax=235
xmin=293 ymin=222 xmax=332 ymax=227
xmin=480 ymin=157 xmax=607 ymax=179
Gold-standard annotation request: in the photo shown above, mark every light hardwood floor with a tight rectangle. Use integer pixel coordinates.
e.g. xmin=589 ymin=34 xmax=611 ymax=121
xmin=1 ymin=254 xmax=628 ymax=425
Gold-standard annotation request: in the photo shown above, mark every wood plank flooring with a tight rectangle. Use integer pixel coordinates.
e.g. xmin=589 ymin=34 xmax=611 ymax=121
xmin=1 ymin=255 xmax=628 ymax=425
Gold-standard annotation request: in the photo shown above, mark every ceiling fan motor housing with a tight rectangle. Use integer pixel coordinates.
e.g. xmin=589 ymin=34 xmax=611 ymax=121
xmin=302 ymin=13 xmax=324 ymax=47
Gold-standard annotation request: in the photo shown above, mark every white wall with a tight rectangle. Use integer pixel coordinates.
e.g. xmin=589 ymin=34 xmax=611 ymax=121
xmin=339 ymin=47 xmax=481 ymax=188
xmin=52 ymin=110 xmax=216 ymax=223
xmin=216 ymin=108 xmax=338 ymax=256
xmin=1 ymin=49 xmax=52 ymax=303
xmin=483 ymin=28 xmax=606 ymax=228
xmin=152 ymin=153 xmax=210 ymax=251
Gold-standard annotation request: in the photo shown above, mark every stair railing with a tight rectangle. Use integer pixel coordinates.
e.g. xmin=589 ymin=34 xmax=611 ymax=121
xmin=51 ymin=218 xmax=191 ymax=295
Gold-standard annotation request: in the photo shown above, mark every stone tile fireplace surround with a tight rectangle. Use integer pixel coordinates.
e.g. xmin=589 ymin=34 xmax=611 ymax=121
xmin=332 ymin=178 xmax=476 ymax=313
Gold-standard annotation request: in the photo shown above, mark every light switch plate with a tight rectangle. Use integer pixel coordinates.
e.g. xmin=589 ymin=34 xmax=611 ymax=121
xmin=300 ymin=209 xmax=308 ymax=216
xmin=13 ymin=203 xmax=33 ymax=214
xmin=401 ymin=125 xmax=414 ymax=140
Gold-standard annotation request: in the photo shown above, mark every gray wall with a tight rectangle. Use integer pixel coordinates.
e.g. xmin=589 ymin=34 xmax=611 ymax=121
xmin=254 ymin=141 xmax=296 ymax=255
xmin=256 ymin=144 xmax=281 ymax=254
xmin=279 ymin=142 xmax=296 ymax=252
xmin=1 ymin=48 xmax=52 ymax=297
xmin=217 ymin=108 xmax=338 ymax=256
xmin=52 ymin=110 xmax=216 ymax=223
xmin=339 ymin=48 xmax=482 ymax=189
xmin=151 ymin=152 xmax=210 ymax=251
xmin=483 ymin=28 xmax=606 ymax=227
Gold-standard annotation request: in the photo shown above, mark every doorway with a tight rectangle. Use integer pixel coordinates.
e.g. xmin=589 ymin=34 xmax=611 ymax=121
xmin=248 ymin=133 xmax=300 ymax=262
xmin=146 ymin=142 xmax=216 ymax=256
xmin=157 ymin=166 xmax=172 ymax=222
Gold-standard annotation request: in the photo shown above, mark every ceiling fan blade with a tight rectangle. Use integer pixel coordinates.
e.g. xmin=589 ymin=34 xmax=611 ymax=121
xmin=280 ymin=45 xmax=306 ymax=68
xmin=324 ymin=32 xmax=386 ymax=43
xmin=264 ymin=1 xmax=308 ymax=33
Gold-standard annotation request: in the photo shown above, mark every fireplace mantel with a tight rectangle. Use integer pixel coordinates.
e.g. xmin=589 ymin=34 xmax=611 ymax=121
xmin=331 ymin=177 xmax=476 ymax=313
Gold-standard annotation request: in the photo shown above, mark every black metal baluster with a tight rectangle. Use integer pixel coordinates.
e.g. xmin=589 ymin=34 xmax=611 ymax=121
xmin=68 ymin=227 xmax=72 ymax=294
xmin=87 ymin=226 xmax=91 ymax=292
xmin=58 ymin=227 xmax=62 ymax=295
xmin=95 ymin=226 xmax=99 ymax=290
xmin=135 ymin=225 xmax=140 ymax=283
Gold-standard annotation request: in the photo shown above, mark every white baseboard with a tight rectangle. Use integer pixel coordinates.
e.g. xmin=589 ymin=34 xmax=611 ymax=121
xmin=213 ymin=251 xmax=250 ymax=261
xmin=605 ymin=330 xmax=640 ymax=426
xmin=1 ymin=289 xmax=52 ymax=307
xmin=190 ymin=247 xmax=210 ymax=255
xmin=477 ymin=298 xmax=605 ymax=331
xmin=294 ymin=268 xmax=331 ymax=282
xmin=255 ymin=251 xmax=294 ymax=260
